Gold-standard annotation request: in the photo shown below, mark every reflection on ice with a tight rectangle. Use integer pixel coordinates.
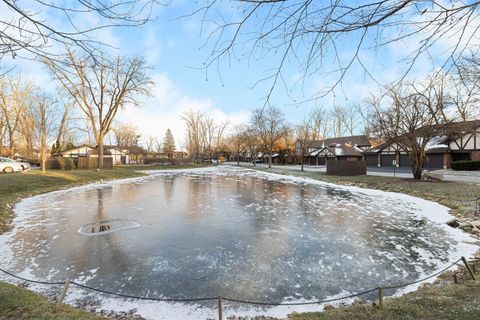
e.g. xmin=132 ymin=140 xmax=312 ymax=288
xmin=0 ymin=166 xmax=476 ymax=319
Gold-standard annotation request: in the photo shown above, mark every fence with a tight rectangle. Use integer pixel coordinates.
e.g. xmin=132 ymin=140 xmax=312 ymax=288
xmin=326 ymin=159 xmax=367 ymax=176
xmin=45 ymin=157 xmax=113 ymax=170
xmin=77 ymin=157 xmax=113 ymax=169
xmin=0 ymin=257 xmax=477 ymax=319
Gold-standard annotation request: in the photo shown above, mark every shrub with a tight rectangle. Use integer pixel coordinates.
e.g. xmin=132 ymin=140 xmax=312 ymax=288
xmin=63 ymin=158 xmax=75 ymax=171
xmin=48 ymin=158 xmax=63 ymax=170
xmin=451 ymin=160 xmax=480 ymax=171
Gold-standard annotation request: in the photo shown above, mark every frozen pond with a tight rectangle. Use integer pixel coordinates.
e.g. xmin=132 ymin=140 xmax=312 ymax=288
xmin=0 ymin=166 xmax=477 ymax=319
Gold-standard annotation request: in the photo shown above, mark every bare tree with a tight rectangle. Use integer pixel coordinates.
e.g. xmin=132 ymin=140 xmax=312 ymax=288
xmin=30 ymin=94 xmax=58 ymax=173
xmin=250 ymin=106 xmax=286 ymax=168
xmin=244 ymin=125 xmax=261 ymax=166
xmin=453 ymin=54 xmax=480 ymax=120
xmin=0 ymin=77 xmax=32 ymax=157
xmin=46 ymin=50 xmax=152 ymax=169
xmin=229 ymin=125 xmax=248 ymax=165
xmin=0 ymin=1 xmax=157 ymax=66
xmin=183 ymin=110 xmax=229 ymax=162
xmin=54 ymin=96 xmax=73 ymax=150
xmin=183 ymin=110 xmax=204 ymax=162
xmin=330 ymin=106 xmax=346 ymax=138
xmin=366 ymin=79 xmax=448 ymax=179
xmin=145 ymin=135 xmax=156 ymax=155
xmin=154 ymin=135 xmax=163 ymax=155
xmin=295 ymin=113 xmax=317 ymax=172
xmin=189 ymin=1 xmax=480 ymax=103
xmin=113 ymin=123 xmax=141 ymax=146
xmin=337 ymin=104 xmax=362 ymax=136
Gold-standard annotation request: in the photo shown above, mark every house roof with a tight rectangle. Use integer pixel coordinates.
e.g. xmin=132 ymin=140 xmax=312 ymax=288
xmin=100 ymin=145 xmax=147 ymax=155
xmin=331 ymin=144 xmax=364 ymax=157
xmin=60 ymin=145 xmax=94 ymax=153
xmin=122 ymin=145 xmax=147 ymax=155
xmin=89 ymin=149 xmax=113 ymax=155
xmin=307 ymin=135 xmax=379 ymax=149
xmin=370 ymin=120 xmax=480 ymax=153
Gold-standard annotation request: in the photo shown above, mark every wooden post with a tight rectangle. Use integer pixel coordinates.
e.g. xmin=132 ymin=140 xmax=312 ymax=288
xmin=377 ymin=287 xmax=383 ymax=309
xmin=54 ymin=279 xmax=70 ymax=312
xmin=461 ymin=257 xmax=476 ymax=280
xmin=453 ymin=272 xmax=458 ymax=284
xmin=218 ymin=296 xmax=223 ymax=320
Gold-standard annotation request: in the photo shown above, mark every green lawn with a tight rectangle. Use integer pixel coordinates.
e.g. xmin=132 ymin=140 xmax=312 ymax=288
xmin=0 ymin=281 xmax=102 ymax=320
xmin=290 ymin=277 xmax=480 ymax=320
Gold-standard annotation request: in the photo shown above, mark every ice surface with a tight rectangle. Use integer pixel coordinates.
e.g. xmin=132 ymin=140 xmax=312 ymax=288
xmin=0 ymin=165 xmax=477 ymax=320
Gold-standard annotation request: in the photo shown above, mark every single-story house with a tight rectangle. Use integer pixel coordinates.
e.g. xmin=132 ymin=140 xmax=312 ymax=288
xmin=89 ymin=147 xmax=128 ymax=165
xmin=59 ymin=145 xmax=94 ymax=158
xmin=59 ymin=144 xmax=147 ymax=165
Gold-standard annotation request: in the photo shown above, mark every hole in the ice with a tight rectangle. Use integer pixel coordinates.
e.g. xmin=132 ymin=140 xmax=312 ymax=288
xmin=77 ymin=219 xmax=141 ymax=236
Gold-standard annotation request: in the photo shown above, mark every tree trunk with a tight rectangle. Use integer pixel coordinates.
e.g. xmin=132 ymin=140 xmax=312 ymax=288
xmin=301 ymin=154 xmax=304 ymax=172
xmin=237 ymin=153 xmax=240 ymax=165
xmin=41 ymin=158 xmax=46 ymax=174
xmin=8 ymin=133 xmax=14 ymax=157
xmin=268 ymin=151 xmax=272 ymax=168
xmin=98 ymin=132 xmax=104 ymax=170
xmin=412 ymin=163 xmax=422 ymax=180
xmin=411 ymin=156 xmax=423 ymax=180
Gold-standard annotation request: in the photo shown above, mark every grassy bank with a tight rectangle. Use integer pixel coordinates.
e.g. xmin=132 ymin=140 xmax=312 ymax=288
xmin=0 ymin=281 xmax=102 ymax=320
xmin=290 ymin=269 xmax=480 ymax=320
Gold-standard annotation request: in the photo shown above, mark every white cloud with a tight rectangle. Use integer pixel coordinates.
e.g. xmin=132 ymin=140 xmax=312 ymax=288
xmin=117 ymin=72 xmax=250 ymax=150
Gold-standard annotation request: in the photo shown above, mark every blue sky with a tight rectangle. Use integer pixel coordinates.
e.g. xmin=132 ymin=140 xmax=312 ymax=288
xmin=2 ymin=1 xmax=469 ymax=149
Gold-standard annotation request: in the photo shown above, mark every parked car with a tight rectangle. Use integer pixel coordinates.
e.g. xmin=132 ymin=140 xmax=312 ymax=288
xmin=0 ymin=157 xmax=29 ymax=173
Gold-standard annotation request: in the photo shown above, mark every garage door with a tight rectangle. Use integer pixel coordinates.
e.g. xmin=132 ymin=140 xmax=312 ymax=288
xmin=366 ymin=155 xmax=378 ymax=167
xmin=381 ymin=154 xmax=396 ymax=167
xmin=399 ymin=155 xmax=411 ymax=168
xmin=425 ymin=154 xmax=443 ymax=169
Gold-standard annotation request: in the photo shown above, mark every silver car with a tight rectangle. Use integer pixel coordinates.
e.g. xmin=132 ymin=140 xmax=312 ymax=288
xmin=0 ymin=157 xmax=27 ymax=173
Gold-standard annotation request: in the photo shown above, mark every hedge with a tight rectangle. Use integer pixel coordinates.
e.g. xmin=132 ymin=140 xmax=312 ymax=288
xmin=451 ymin=160 xmax=480 ymax=171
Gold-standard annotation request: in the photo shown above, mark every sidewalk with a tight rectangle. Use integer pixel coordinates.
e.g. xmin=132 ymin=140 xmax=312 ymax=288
xmin=429 ymin=169 xmax=480 ymax=184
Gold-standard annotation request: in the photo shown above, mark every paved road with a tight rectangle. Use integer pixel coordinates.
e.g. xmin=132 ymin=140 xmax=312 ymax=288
xmin=228 ymin=162 xmax=480 ymax=184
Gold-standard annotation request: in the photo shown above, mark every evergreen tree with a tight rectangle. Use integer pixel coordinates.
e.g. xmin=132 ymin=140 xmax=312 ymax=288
xmin=162 ymin=129 xmax=176 ymax=158
xmin=50 ymin=140 xmax=61 ymax=155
